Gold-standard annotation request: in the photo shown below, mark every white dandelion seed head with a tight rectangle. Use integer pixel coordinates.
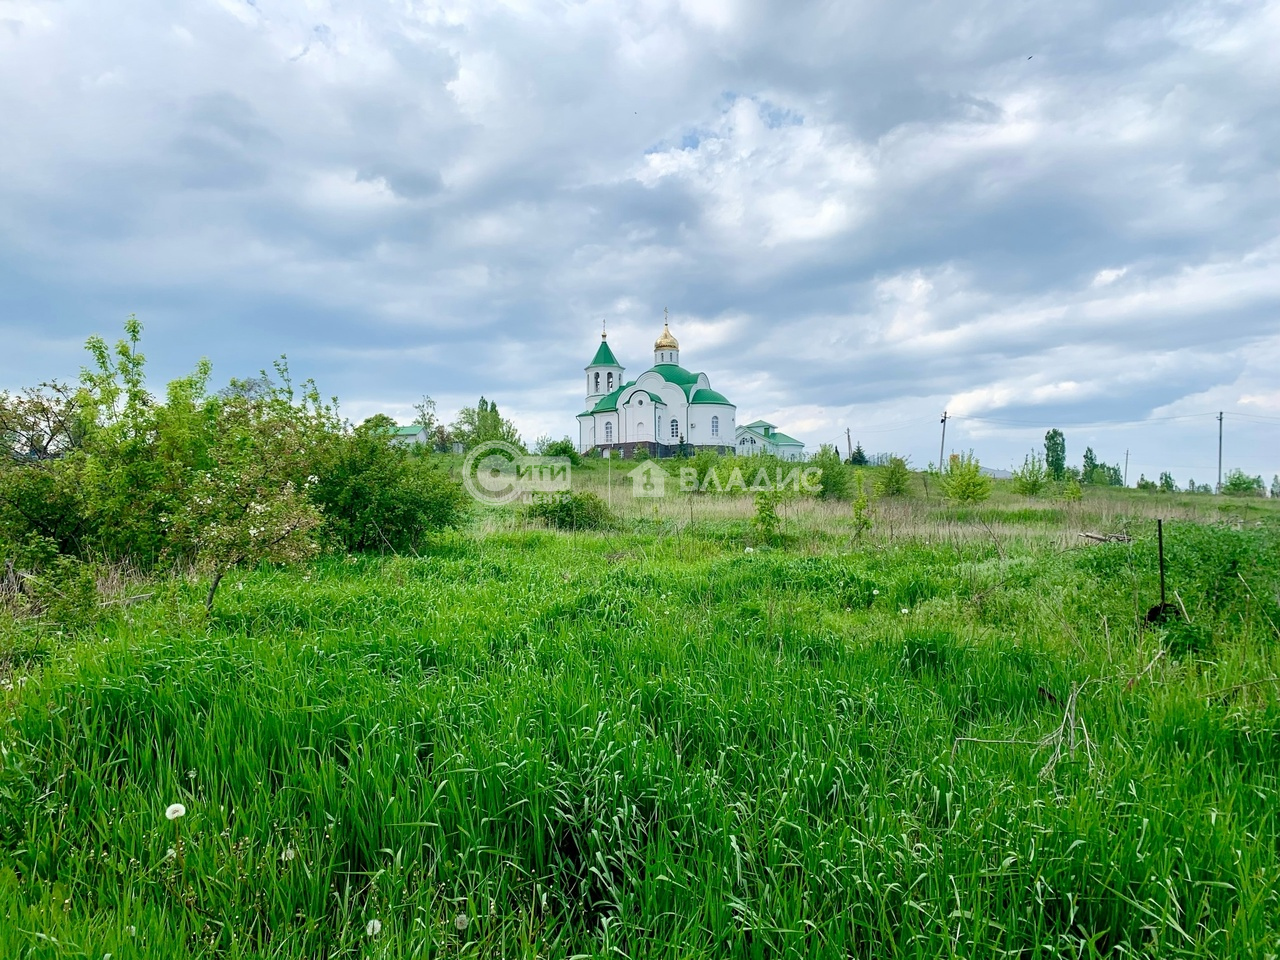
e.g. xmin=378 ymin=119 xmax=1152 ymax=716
xmin=165 ymin=803 xmax=186 ymax=820
xmin=366 ymin=919 xmax=382 ymax=937
xmin=455 ymin=914 xmax=469 ymax=931
xmin=900 ymin=608 xmax=909 ymax=615
xmin=744 ymin=546 xmax=754 ymax=553
xmin=872 ymin=589 xmax=879 ymax=595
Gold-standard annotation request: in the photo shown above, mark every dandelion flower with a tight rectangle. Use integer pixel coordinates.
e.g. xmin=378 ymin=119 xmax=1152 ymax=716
xmin=366 ymin=919 xmax=382 ymax=937
xmin=165 ymin=803 xmax=186 ymax=820
xmin=872 ymin=589 xmax=879 ymax=595
xmin=900 ymin=608 xmax=909 ymax=615
xmin=744 ymin=546 xmax=754 ymax=554
xmin=455 ymin=914 xmax=469 ymax=932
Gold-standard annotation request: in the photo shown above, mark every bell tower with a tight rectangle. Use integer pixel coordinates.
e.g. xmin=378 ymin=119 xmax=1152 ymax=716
xmin=585 ymin=321 xmax=624 ymax=405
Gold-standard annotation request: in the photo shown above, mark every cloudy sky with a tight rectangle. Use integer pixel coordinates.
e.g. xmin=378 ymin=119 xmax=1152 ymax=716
xmin=2 ymin=0 xmax=1278 ymax=483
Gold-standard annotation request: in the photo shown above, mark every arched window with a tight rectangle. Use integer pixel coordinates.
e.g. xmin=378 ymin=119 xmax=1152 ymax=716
xmin=604 ymin=421 xmax=613 ymax=442
xmin=594 ymin=372 xmax=600 ymax=392
xmin=670 ymin=418 xmax=679 ymax=440
xmin=607 ymin=372 xmax=614 ymax=391
xmin=711 ymin=416 xmax=719 ymax=437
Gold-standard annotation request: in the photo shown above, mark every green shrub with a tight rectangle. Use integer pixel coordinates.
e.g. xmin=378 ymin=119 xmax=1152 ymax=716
xmin=311 ymin=417 xmax=467 ymax=552
xmin=526 ymin=491 xmax=616 ymax=531
xmin=811 ymin=444 xmax=850 ymax=500
xmin=875 ymin=456 xmax=911 ymax=497
xmin=1011 ymin=451 xmax=1048 ymax=497
xmin=752 ymin=488 xmax=782 ymax=542
xmin=942 ymin=450 xmax=991 ymax=503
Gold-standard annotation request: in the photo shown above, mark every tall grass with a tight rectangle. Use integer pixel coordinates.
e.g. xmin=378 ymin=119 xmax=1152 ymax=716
xmin=1 ymin=510 xmax=1278 ymax=957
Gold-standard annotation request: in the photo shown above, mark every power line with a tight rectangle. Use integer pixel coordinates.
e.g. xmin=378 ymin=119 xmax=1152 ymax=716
xmin=952 ymin=412 xmax=1219 ymax=428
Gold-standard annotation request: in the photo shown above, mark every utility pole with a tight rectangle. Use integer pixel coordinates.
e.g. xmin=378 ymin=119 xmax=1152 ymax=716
xmin=1123 ymin=449 xmax=1129 ymax=487
xmin=846 ymin=427 xmax=853 ymax=462
xmin=1217 ymin=411 xmax=1224 ymax=493
xmin=938 ymin=411 xmax=948 ymax=472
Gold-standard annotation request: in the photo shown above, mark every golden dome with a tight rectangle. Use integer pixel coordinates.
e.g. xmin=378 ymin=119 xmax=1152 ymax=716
xmin=654 ymin=322 xmax=679 ymax=351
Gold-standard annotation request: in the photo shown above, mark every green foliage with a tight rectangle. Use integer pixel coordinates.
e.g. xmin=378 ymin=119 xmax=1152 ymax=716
xmin=751 ymin=488 xmax=782 ymax=541
xmin=535 ymin=435 xmax=582 ymax=465
xmin=1043 ymin=428 xmax=1065 ymax=480
xmin=451 ymin=396 xmax=524 ymax=451
xmin=3 ymin=519 xmax=1280 ymax=956
xmin=1011 ymin=451 xmax=1049 ymax=497
xmin=1136 ymin=474 xmax=1157 ymax=491
xmin=873 ymin=455 xmax=911 ymax=497
xmin=1081 ymin=446 xmax=1123 ymax=486
xmin=850 ymin=470 xmax=872 ymax=537
xmin=847 ymin=441 xmax=868 ymax=466
xmin=310 ymin=417 xmax=467 ymax=552
xmin=1222 ymin=468 xmax=1265 ymax=497
xmin=1158 ymin=471 xmax=1177 ymax=492
xmin=941 ymin=450 xmax=992 ymax=503
xmin=1272 ymin=474 xmax=1280 ymax=499
xmin=525 ymin=491 xmax=616 ymax=530
xmin=811 ymin=443 xmax=849 ymax=499
xmin=1062 ymin=478 xmax=1084 ymax=502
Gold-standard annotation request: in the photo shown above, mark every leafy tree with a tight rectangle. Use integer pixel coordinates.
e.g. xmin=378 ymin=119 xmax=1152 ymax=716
xmin=847 ymin=442 xmax=868 ymax=466
xmin=1062 ymin=478 xmax=1083 ymax=502
xmin=1136 ymin=474 xmax=1157 ymax=491
xmin=451 ymin=397 xmax=524 ymax=451
xmin=177 ymin=391 xmax=325 ymax=613
xmin=1222 ymin=468 xmax=1265 ymax=497
xmin=874 ymin=456 xmax=911 ymax=497
xmin=1044 ymin=429 xmax=1066 ymax=481
xmin=76 ymin=318 xmax=222 ymax=564
xmin=1272 ymin=475 xmax=1280 ymax=499
xmin=1082 ymin=446 xmax=1098 ymax=480
xmin=412 ymin=395 xmax=438 ymax=435
xmin=0 ymin=381 xmax=83 ymax=462
xmin=942 ymin=451 xmax=992 ymax=503
xmin=1012 ymin=451 xmax=1049 ymax=497
xmin=1158 ymin=471 xmax=1177 ymax=493
xmin=812 ymin=444 xmax=850 ymax=499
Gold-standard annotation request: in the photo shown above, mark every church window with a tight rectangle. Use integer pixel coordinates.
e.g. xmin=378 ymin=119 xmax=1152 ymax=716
xmin=594 ymin=372 xmax=600 ymax=392
xmin=607 ymin=372 xmax=614 ymax=390
xmin=711 ymin=416 xmax=719 ymax=437
xmin=670 ymin=418 xmax=679 ymax=439
xmin=604 ymin=421 xmax=613 ymax=442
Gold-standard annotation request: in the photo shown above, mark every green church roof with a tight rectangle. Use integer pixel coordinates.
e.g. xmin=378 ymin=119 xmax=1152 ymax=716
xmin=588 ymin=340 xmax=621 ymax=368
xmin=580 ymin=382 xmax=667 ymax=415
xmin=690 ymin=387 xmax=732 ymax=405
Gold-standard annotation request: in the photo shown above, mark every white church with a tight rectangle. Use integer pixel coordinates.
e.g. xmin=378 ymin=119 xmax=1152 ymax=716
xmin=577 ymin=318 xmax=739 ymax=457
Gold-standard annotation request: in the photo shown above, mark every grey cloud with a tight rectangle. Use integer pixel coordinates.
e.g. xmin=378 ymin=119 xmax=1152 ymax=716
xmin=1 ymin=0 xmax=1278 ymax=476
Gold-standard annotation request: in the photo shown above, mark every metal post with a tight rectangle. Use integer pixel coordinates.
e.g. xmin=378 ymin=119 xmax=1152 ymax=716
xmin=1217 ymin=411 xmax=1223 ymax=493
xmin=938 ymin=411 xmax=948 ymax=472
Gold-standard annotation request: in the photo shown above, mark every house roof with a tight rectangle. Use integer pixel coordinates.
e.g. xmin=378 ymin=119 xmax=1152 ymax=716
xmin=737 ymin=423 xmax=803 ymax=446
xmin=588 ymin=339 xmax=621 ymax=368
xmin=390 ymin=425 xmax=426 ymax=436
xmin=741 ymin=419 xmax=775 ymax=429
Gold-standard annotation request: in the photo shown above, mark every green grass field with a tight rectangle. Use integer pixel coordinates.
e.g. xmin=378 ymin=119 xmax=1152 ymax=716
xmin=2 ymin=483 xmax=1279 ymax=957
